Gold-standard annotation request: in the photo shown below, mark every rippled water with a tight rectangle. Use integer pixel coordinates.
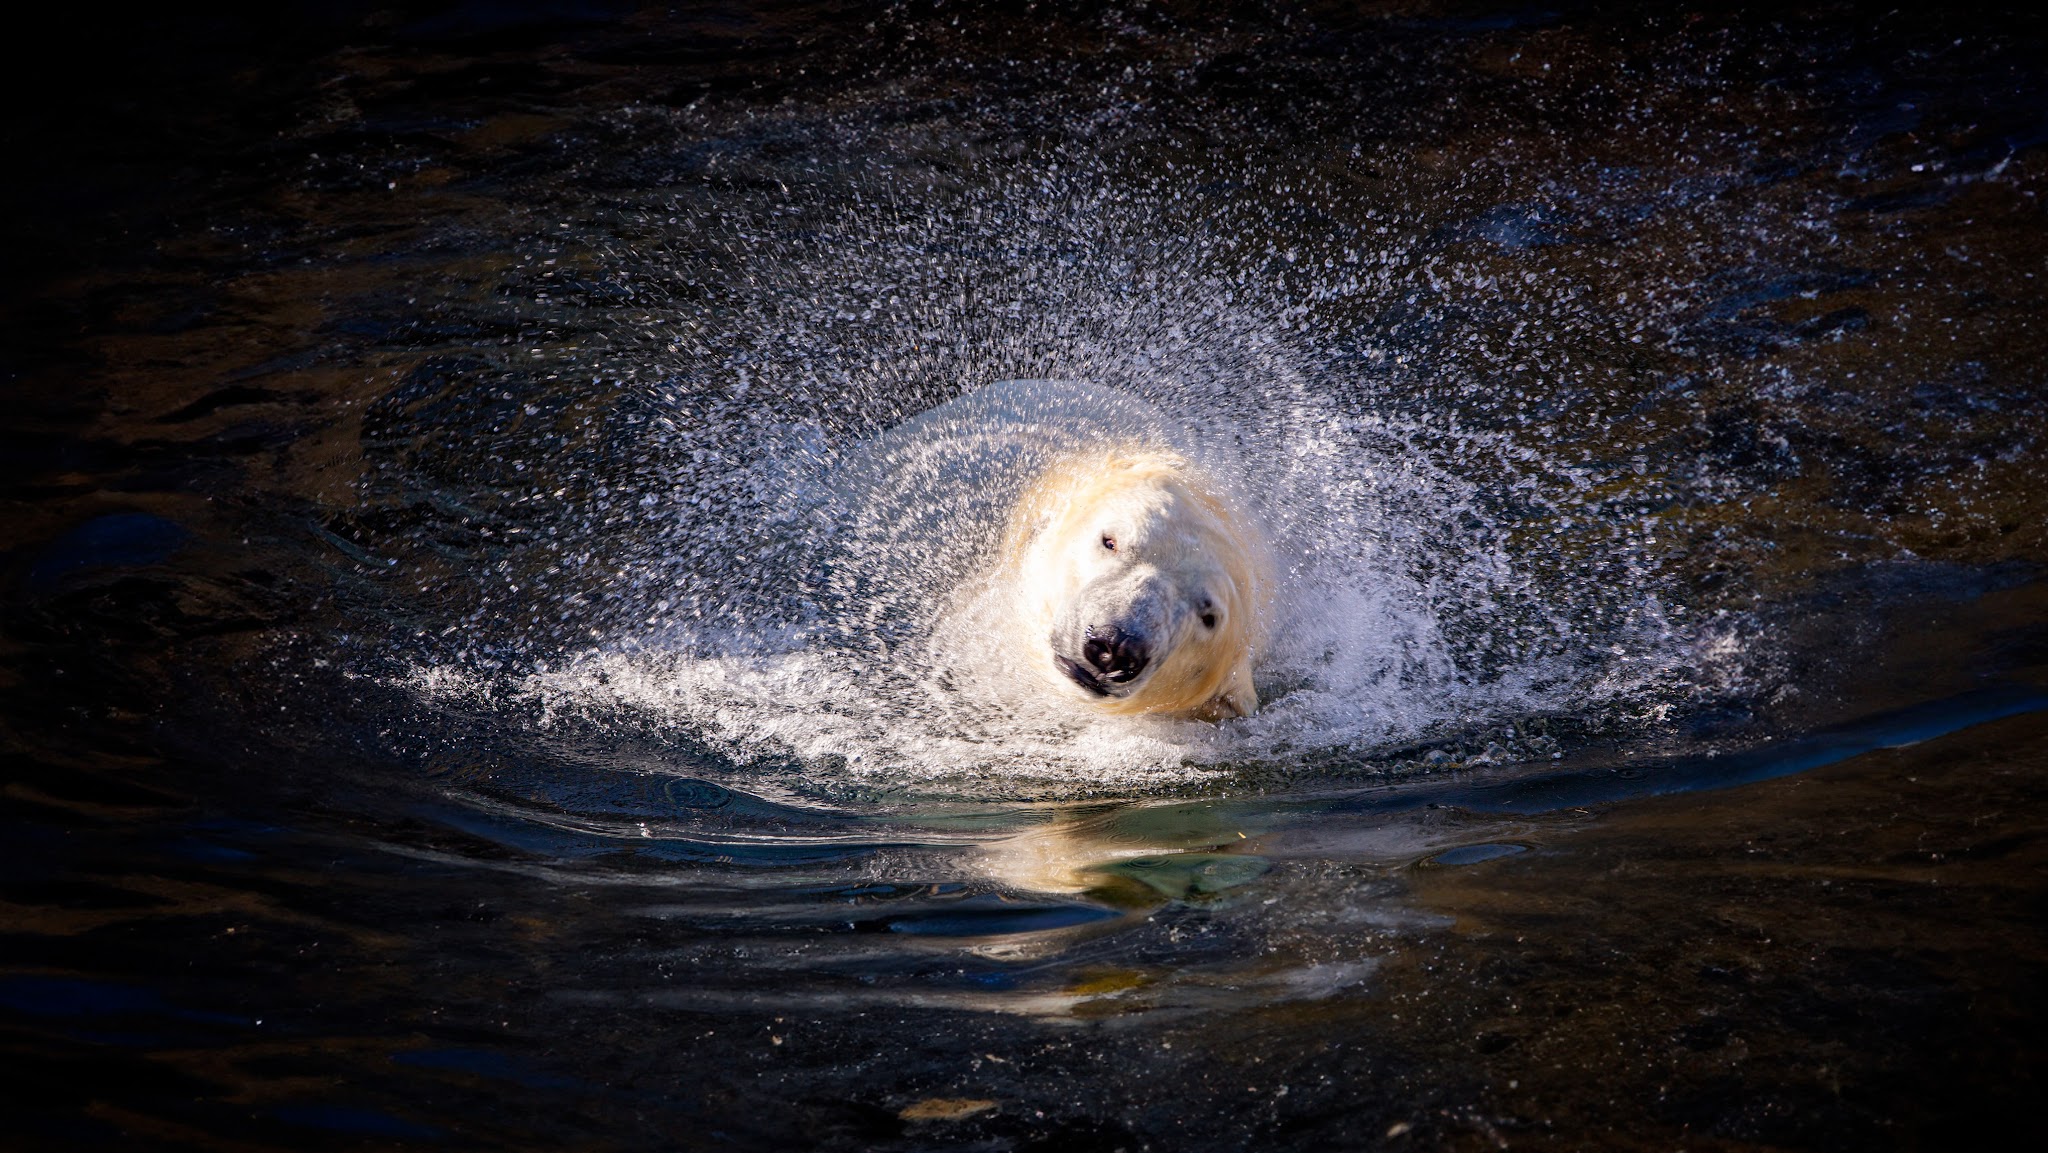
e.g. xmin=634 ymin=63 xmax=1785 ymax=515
xmin=6 ymin=3 xmax=2047 ymax=1149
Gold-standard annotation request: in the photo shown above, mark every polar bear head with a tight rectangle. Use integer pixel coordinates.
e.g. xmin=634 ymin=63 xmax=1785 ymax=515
xmin=1004 ymin=449 xmax=1269 ymax=720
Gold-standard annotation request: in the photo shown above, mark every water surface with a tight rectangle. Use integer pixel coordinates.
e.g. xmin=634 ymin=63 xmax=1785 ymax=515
xmin=4 ymin=3 xmax=2046 ymax=1148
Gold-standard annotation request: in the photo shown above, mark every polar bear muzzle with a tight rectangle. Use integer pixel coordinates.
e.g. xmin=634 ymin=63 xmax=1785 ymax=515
xmin=1050 ymin=566 xmax=1181 ymax=697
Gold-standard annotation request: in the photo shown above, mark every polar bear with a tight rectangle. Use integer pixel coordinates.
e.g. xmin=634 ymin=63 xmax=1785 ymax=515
xmin=823 ymin=379 xmax=1272 ymax=723
xmin=1001 ymin=448 xmax=1271 ymax=720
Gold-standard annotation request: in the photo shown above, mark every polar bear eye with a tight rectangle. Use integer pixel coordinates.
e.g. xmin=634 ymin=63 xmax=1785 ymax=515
xmin=1200 ymin=612 xmax=1218 ymax=630
xmin=1101 ymin=534 xmax=1117 ymax=552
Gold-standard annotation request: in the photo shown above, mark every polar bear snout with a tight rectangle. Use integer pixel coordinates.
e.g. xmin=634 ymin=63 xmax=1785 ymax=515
xmin=1054 ymin=624 xmax=1153 ymax=697
xmin=1082 ymin=626 xmax=1150 ymax=684
xmin=1050 ymin=569 xmax=1176 ymax=697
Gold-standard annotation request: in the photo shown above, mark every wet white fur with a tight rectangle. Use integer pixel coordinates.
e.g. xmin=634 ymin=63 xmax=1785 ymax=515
xmin=1001 ymin=449 xmax=1271 ymax=720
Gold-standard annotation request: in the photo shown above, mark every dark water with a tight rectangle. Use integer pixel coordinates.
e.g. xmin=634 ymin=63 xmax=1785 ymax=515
xmin=5 ymin=2 xmax=2048 ymax=1148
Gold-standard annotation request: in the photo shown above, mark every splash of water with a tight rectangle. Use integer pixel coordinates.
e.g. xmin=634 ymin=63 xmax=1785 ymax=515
xmin=395 ymin=159 xmax=1690 ymax=798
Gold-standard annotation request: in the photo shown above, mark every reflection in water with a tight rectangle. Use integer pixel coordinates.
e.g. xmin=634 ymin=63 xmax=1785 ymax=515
xmin=5 ymin=2 xmax=2048 ymax=1149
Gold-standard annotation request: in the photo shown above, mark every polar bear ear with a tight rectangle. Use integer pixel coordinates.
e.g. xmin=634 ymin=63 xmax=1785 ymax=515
xmin=1206 ymin=656 xmax=1259 ymax=720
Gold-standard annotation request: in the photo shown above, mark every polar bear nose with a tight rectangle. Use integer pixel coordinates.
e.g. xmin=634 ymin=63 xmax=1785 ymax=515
xmin=1082 ymin=626 xmax=1149 ymax=683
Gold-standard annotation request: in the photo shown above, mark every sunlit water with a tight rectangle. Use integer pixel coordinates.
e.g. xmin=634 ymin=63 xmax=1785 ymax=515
xmin=406 ymin=359 xmax=1679 ymax=794
xmin=383 ymin=158 xmax=1698 ymax=801
xmin=6 ymin=4 xmax=2047 ymax=1149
